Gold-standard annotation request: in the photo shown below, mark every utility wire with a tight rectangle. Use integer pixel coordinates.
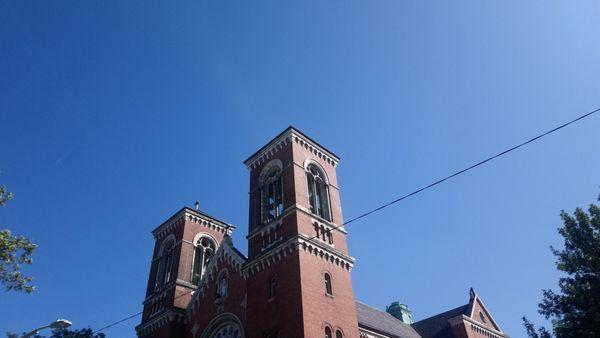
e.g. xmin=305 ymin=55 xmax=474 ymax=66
xmin=306 ymin=106 xmax=600 ymax=241
xmin=93 ymin=290 xmax=193 ymax=333
xmin=90 ymin=106 xmax=599 ymax=333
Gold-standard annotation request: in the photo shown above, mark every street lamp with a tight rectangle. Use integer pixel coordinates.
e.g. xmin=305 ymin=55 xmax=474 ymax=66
xmin=21 ymin=319 xmax=72 ymax=338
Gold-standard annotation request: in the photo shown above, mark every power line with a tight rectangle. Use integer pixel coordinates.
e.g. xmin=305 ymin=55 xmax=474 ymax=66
xmin=93 ymin=289 xmax=193 ymax=333
xmin=306 ymin=106 xmax=600 ymax=241
xmin=91 ymin=106 xmax=599 ymax=333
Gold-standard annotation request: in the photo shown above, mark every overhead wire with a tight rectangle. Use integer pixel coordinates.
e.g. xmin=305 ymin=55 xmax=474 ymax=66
xmin=91 ymin=106 xmax=599 ymax=333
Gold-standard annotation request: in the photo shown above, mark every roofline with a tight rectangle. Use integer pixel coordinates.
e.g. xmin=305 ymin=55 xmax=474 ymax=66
xmin=412 ymin=303 xmax=469 ymax=325
xmin=243 ymin=125 xmax=340 ymax=165
xmin=151 ymin=206 xmax=234 ymax=235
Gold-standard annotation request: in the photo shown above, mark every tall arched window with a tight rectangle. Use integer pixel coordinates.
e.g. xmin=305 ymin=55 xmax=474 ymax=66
xmin=324 ymin=273 xmax=333 ymax=295
xmin=325 ymin=327 xmax=332 ymax=338
xmin=335 ymin=330 xmax=343 ymax=338
xmin=192 ymin=236 xmax=216 ymax=285
xmin=155 ymin=239 xmax=175 ymax=290
xmin=163 ymin=243 xmax=174 ymax=284
xmin=261 ymin=166 xmax=283 ymax=224
xmin=306 ymin=164 xmax=330 ymax=221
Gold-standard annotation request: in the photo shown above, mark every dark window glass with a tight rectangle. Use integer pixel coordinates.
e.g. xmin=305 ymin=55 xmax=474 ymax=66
xmin=336 ymin=330 xmax=343 ymax=338
xmin=325 ymin=327 xmax=332 ymax=338
xmin=306 ymin=164 xmax=330 ymax=221
xmin=269 ymin=277 xmax=277 ymax=299
xmin=192 ymin=237 xmax=216 ymax=285
xmin=325 ymin=273 xmax=333 ymax=295
xmin=262 ymin=167 xmax=283 ymax=223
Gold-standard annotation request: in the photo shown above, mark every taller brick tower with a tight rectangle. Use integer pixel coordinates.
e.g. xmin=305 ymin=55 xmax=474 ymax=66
xmin=244 ymin=126 xmax=359 ymax=338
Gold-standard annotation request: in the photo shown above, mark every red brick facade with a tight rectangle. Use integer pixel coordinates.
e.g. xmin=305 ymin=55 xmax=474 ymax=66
xmin=135 ymin=127 xmax=508 ymax=338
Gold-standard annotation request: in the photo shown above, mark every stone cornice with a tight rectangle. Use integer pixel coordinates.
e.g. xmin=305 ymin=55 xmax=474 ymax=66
xmin=244 ymin=127 xmax=340 ymax=170
xmin=449 ymin=315 xmax=509 ymax=338
xmin=152 ymin=208 xmax=234 ymax=240
xmin=297 ymin=234 xmax=355 ymax=270
xmin=243 ymin=234 xmax=355 ymax=275
xmin=135 ymin=308 xmax=186 ymax=337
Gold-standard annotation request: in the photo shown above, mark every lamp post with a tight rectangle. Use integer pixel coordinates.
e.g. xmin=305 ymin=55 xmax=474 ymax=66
xmin=21 ymin=319 xmax=72 ymax=338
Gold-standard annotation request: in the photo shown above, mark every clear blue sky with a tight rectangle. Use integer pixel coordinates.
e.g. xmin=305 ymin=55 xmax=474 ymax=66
xmin=1 ymin=1 xmax=599 ymax=337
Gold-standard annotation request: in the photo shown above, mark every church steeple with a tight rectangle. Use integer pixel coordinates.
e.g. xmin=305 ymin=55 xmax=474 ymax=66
xmin=244 ymin=126 xmax=359 ymax=338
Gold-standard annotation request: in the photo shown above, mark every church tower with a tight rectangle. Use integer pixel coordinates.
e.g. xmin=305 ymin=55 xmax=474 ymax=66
xmin=244 ymin=126 xmax=359 ymax=338
xmin=137 ymin=207 xmax=233 ymax=337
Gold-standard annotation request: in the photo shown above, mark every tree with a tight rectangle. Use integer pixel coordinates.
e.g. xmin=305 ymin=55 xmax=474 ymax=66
xmin=0 ymin=184 xmax=37 ymax=293
xmin=6 ymin=327 xmax=105 ymax=338
xmin=523 ymin=195 xmax=600 ymax=337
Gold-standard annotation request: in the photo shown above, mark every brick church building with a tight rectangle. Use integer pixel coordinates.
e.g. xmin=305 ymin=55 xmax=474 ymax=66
xmin=135 ymin=127 xmax=509 ymax=338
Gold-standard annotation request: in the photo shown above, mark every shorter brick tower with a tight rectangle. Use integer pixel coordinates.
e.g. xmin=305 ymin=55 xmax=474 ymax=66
xmin=138 ymin=207 xmax=233 ymax=338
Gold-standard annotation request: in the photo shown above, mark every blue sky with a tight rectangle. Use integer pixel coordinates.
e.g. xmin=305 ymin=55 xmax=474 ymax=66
xmin=1 ymin=1 xmax=599 ymax=337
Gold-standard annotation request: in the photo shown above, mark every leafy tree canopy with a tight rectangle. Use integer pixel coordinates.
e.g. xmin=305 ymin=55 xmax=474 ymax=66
xmin=6 ymin=327 xmax=105 ymax=338
xmin=1 ymin=185 xmax=37 ymax=293
xmin=523 ymin=195 xmax=600 ymax=337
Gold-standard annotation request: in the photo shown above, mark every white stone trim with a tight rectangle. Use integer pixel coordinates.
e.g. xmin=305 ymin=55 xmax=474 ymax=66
xmin=244 ymin=128 xmax=339 ymax=170
xmin=303 ymin=158 xmax=330 ymax=184
xmin=259 ymin=159 xmax=283 ymax=183
xmin=152 ymin=209 xmax=233 ymax=240
xmin=291 ymin=131 xmax=339 ymax=168
xmin=135 ymin=309 xmax=187 ymax=337
xmin=186 ymin=238 xmax=246 ymax=315
xmin=359 ymin=327 xmax=392 ymax=338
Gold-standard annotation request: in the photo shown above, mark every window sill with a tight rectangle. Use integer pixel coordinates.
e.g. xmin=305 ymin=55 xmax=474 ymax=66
xmin=325 ymin=293 xmax=334 ymax=299
xmin=267 ymin=297 xmax=275 ymax=303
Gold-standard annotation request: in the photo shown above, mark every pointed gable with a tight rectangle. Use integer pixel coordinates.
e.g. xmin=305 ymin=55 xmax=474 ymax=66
xmin=466 ymin=288 xmax=502 ymax=332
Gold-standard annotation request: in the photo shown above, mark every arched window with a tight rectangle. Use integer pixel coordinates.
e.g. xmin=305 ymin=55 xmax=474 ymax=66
xmin=261 ymin=166 xmax=283 ymax=224
xmin=306 ymin=164 xmax=330 ymax=221
xmin=155 ymin=239 xmax=175 ymax=290
xmin=324 ymin=273 xmax=333 ymax=295
xmin=269 ymin=277 xmax=277 ymax=299
xmin=163 ymin=243 xmax=174 ymax=284
xmin=325 ymin=327 xmax=332 ymax=338
xmin=192 ymin=236 xmax=216 ymax=285
xmin=336 ymin=330 xmax=343 ymax=338
xmin=217 ymin=272 xmax=228 ymax=298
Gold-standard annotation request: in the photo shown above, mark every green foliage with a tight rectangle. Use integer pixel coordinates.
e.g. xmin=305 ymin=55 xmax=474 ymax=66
xmin=49 ymin=327 xmax=105 ymax=338
xmin=0 ymin=184 xmax=37 ymax=293
xmin=0 ymin=185 xmax=13 ymax=206
xmin=6 ymin=327 xmax=105 ymax=338
xmin=522 ymin=317 xmax=552 ymax=338
xmin=524 ymin=195 xmax=600 ymax=337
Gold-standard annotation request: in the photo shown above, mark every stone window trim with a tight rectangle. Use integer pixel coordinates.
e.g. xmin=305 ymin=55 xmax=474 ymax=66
xmin=305 ymin=162 xmax=332 ymax=222
xmin=200 ymin=312 xmax=245 ymax=338
xmin=259 ymin=160 xmax=284 ymax=225
xmin=335 ymin=328 xmax=344 ymax=338
xmin=323 ymin=271 xmax=333 ymax=296
xmin=324 ymin=325 xmax=333 ymax=338
xmin=191 ymin=233 xmax=218 ymax=286
xmin=154 ymin=235 xmax=176 ymax=291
